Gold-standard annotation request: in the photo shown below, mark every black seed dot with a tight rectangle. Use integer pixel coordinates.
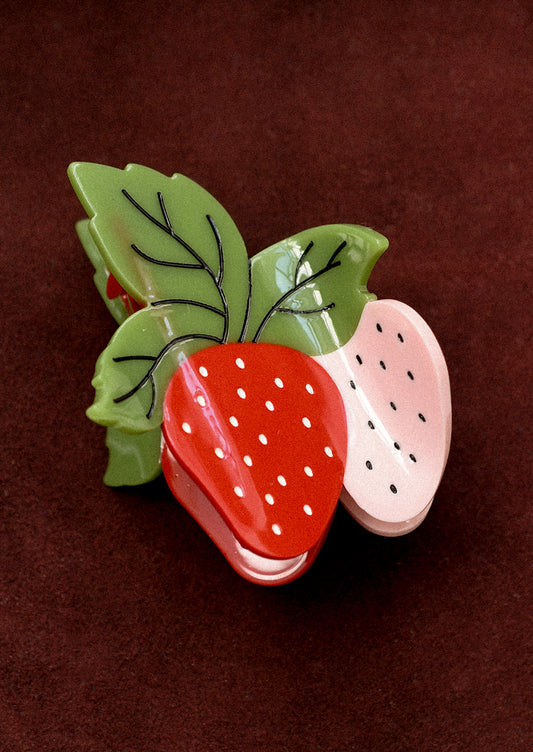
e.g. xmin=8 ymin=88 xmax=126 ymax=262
xmin=380 ymin=360 xmax=386 ymax=370
xmin=366 ymin=460 xmax=373 ymax=470
xmin=398 ymin=333 xmax=404 ymax=343
xmin=390 ymin=484 xmax=398 ymax=494
xmin=409 ymin=454 xmax=417 ymax=462
xmin=390 ymin=401 xmax=397 ymax=410
xmin=419 ymin=413 xmax=426 ymax=422
xmin=407 ymin=370 xmax=414 ymax=380
xmin=376 ymin=323 xmax=383 ymax=332
xmin=349 ymin=380 xmax=356 ymax=390
xmin=394 ymin=441 xmax=400 ymax=450
xmin=356 ymin=354 xmax=363 ymax=365
xmin=368 ymin=420 xmax=375 ymax=430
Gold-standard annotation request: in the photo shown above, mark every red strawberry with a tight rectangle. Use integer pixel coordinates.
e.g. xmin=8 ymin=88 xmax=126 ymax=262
xmin=161 ymin=342 xmax=348 ymax=585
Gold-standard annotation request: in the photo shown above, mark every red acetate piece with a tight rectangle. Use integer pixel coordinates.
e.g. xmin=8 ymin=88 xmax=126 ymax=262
xmin=106 ymin=272 xmax=144 ymax=315
xmin=162 ymin=343 xmax=348 ymax=584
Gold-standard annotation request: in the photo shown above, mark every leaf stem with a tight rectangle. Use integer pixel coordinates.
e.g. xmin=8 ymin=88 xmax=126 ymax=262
xmin=238 ymin=259 xmax=253 ymax=343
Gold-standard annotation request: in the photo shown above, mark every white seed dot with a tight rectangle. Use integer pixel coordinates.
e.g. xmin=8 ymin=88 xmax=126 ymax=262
xmin=306 ymin=383 xmax=314 ymax=394
xmin=181 ymin=422 xmax=192 ymax=434
xmin=199 ymin=366 xmax=208 ymax=377
xmin=215 ymin=447 xmax=224 ymax=459
xmin=196 ymin=394 xmax=206 ymax=407
xmin=258 ymin=433 xmax=268 ymax=445
xmin=229 ymin=416 xmax=239 ymax=427
xmin=234 ymin=486 xmax=244 ymax=498
xmin=274 ymin=377 xmax=284 ymax=388
xmin=304 ymin=466 xmax=313 ymax=477
xmin=324 ymin=446 xmax=333 ymax=457
xmin=277 ymin=475 xmax=287 ymax=486
xmin=243 ymin=455 xmax=253 ymax=467
xmin=237 ymin=387 xmax=246 ymax=399
xmin=302 ymin=417 xmax=312 ymax=428
xmin=235 ymin=357 xmax=245 ymax=369
xmin=272 ymin=524 xmax=282 ymax=536
xmin=303 ymin=504 xmax=313 ymax=516
xmin=265 ymin=493 xmax=275 ymax=505
xmin=265 ymin=400 xmax=274 ymax=411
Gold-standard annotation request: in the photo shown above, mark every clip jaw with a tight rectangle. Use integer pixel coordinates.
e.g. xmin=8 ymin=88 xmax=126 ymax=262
xmin=161 ymin=440 xmax=314 ymax=586
xmin=70 ymin=161 xmax=451 ymax=585
xmin=160 ymin=342 xmax=347 ymax=586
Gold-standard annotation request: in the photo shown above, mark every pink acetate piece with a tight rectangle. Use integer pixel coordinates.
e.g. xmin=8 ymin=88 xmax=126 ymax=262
xmin=314 ymin=299 xmax=451 ymax=536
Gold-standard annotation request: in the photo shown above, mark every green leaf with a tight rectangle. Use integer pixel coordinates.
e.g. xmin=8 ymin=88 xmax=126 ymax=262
xmin=68 ymin=162 xmax=250 ymax=343
xmin=76 ymin=219 xmax=130 ymax=324
xmin=103 ymin=427 xmax=162 ymax=486
xmin=87 ymin=303 xmax=224 ymax=433
xmin=244 ymin=224 xmax=388 ymax=355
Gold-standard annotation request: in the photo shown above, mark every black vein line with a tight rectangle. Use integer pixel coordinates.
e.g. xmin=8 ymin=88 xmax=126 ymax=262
xmin=294 ymin=241 xmax=314 ymax=286
xmin=207 ymin=214 xmax=224 ymax=286
xmin=113 ymin=333 xmax=223 ymax=417
xmin=147 ymin=374 xmax=156 ymax=419
xmin=130 ymin=243 xmax=203 ymax=268
xmin=151 ymin=299 xmax=226 ymax=317
xmin=123 ymin=189 xmax=200 ymax=262
xmin=276 ymin=304 xmax=335 ymax=315
xmin=123 ymin=189 xmax=219 ymax=280
xmin=158 ymin=191 xmax=172 ymax=231
xmin=122 ymin=189 xmax=230 ymax=342
xmin=114 ymin=354 xmax=157 ymax=363
xmin=206 ymin=214 xmax=229 ymax=342
xmin=328 ymin=240 xmax=347 ymax=265
xmin=251 ymin=241 xmax=346 ymax=342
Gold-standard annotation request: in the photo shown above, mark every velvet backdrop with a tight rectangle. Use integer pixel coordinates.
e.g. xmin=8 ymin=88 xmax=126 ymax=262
xmin=1 ymin=1 xmax=531 ymax=750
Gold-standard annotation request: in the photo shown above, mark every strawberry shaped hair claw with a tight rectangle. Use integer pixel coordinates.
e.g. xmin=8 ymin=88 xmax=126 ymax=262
xmin=69 ymin=162 xmax=451 ymax=584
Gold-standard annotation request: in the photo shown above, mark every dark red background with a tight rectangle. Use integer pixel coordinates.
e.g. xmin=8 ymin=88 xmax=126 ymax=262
xmin=1 ymin=2 xmax=531 ymax=750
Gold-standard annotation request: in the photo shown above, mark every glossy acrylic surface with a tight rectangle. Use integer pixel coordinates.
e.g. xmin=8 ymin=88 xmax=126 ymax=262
xmin=70 ymin=160 xmax=452 ymax=585
xmin=314 ymin=299 xmax=452 ymax=535
xmin=69 ymin=163 xmax=387 ymax=490
xmin=69 ymin=162 xmax=250 ymax=328
xmin=246 ymin=224 xmax=388 ymax=355
xmin=162 ymin=342 xmax=347 ymax=560
xmin=161 ymin=439 xmax=320 ymax=586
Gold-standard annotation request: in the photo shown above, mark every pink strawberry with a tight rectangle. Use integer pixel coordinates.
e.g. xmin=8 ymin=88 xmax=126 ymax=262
xmin=313 ymin=299 xmax=451 ymax=536
xmin=161 ymin=342 xmax=348 ymax=585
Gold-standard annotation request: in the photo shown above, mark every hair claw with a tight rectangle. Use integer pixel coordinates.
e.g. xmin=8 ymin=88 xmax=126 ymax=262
xmin=69 ymin=162 xmax=451 ymax=584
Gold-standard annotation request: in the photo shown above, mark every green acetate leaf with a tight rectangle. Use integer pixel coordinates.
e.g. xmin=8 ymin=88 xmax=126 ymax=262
xmin=103 ymin=427 xmax=162 ymax=486
xmin=76 ymin=219 xmax=130 ymax=324
xmin=68 ymin=162 xmax=250 ymax=343
xmin=87 ymin=303 xmax=224 ymax=433
xmin=245 ymin=224 xmax=388 ymax=354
